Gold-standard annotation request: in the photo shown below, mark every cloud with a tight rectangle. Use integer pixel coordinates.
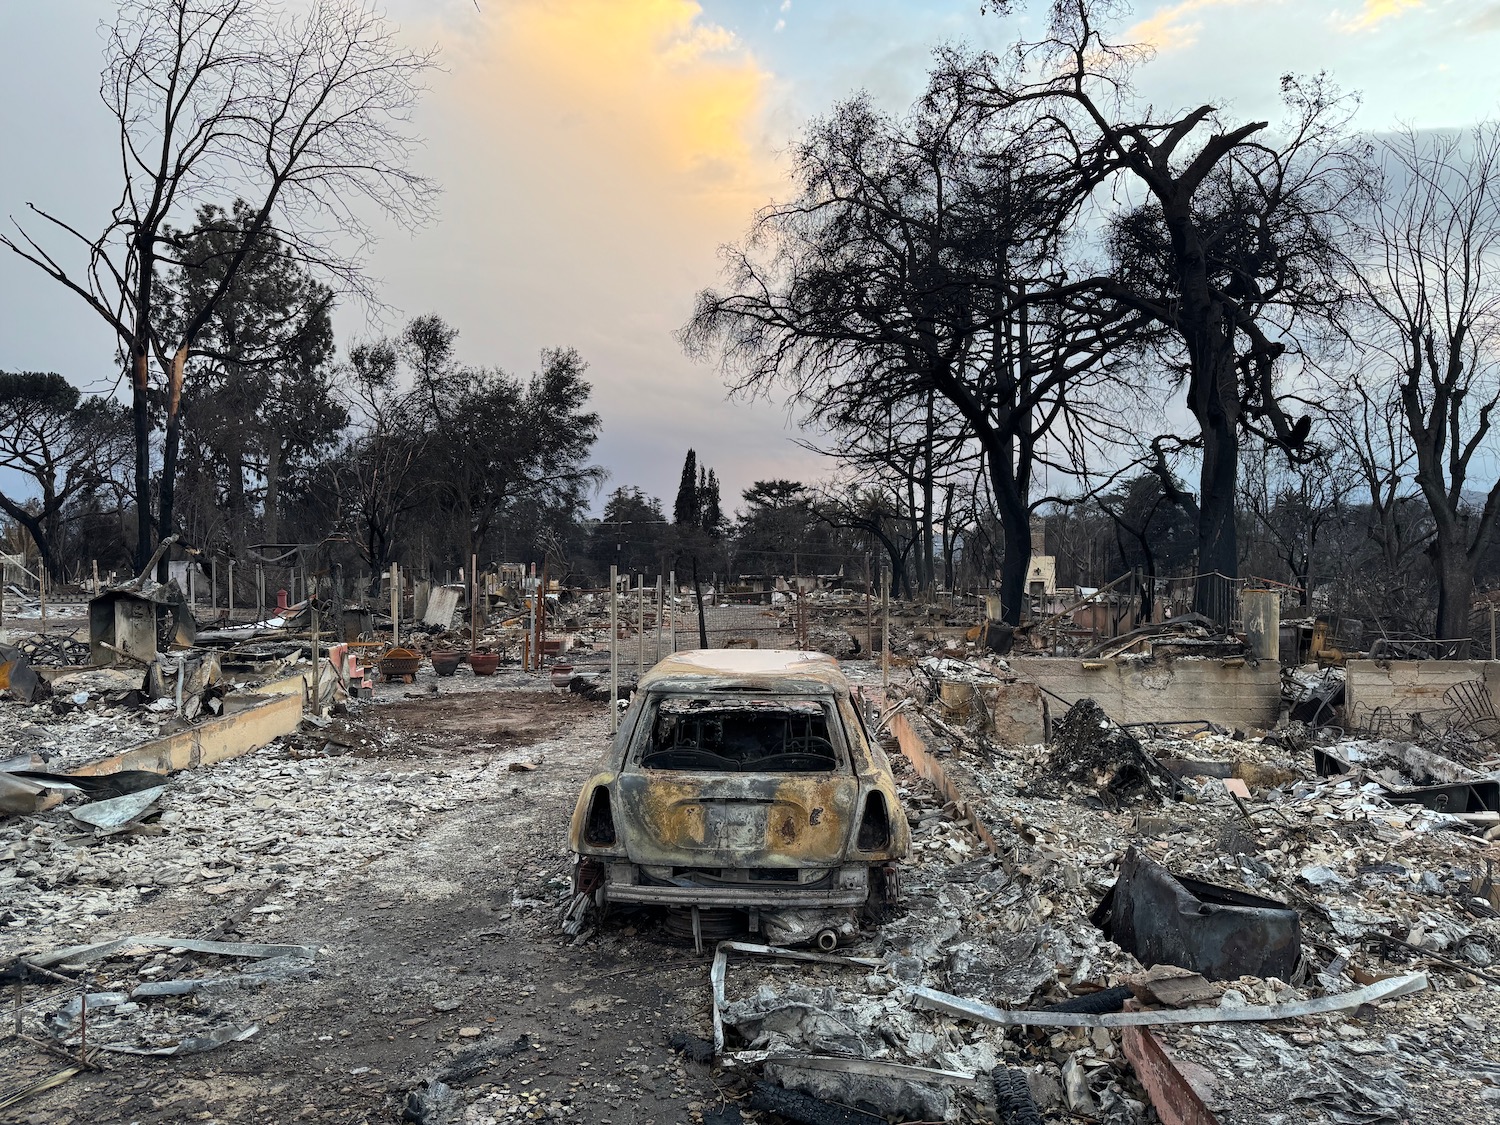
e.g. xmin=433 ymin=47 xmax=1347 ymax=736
xmin=1338 ymin=0 xmax=1424 ymax=32
xmin=370 ymin=0 xmax=800 ymax=507
xmin=1127 ymin=0 xmax=1257 ymax=53
xmin=1467 ymin=4 xmax=1500 ymax=32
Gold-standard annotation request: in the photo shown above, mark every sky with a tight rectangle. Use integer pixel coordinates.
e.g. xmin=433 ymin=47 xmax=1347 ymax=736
xmin=2 ymin=0 xmax=1499 ymax=517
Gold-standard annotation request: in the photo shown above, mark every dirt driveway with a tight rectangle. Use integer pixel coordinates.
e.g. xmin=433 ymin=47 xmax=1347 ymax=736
xmin=5 ymin=682 xmax=735 ymax=1125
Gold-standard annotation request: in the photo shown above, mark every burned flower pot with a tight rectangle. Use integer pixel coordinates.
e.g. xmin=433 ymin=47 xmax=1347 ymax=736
xmin=1092 ymin=847 xmax=1302 ymax=981
xmin=468 ymin=651 xmax=500 ymax=677
xmin=430 ymin=650 xmax=463 ymax=677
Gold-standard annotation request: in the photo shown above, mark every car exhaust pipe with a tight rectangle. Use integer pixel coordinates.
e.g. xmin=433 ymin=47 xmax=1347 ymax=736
xmin=815 ymin=929 xmax=838 ymax=952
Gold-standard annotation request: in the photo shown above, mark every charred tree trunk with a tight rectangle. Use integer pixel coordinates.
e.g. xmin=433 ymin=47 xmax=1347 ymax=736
xmin=1194 ymin=403 xmax=1239 ymax=623
xmin=692 ymin=555 xmax=708 ymax=648
xmin=921 ymin=390 xmax=936 ymax=595
xmin=1180 ymin=272 xmax=1242 ymax=623
xmin=156 ymin=347 xmax=188 ymax=581
xmin=991 ymin=463 xmax=1030 ymax=627
xmin=1434 ymin=538 xmax=1476 ymax=642
xmin=130 ymin=348 xmax=153 ymax=572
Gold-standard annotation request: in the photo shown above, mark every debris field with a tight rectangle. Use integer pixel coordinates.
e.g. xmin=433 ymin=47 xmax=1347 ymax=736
xmin=5 ymin=587 xmax=1500 ymax=1124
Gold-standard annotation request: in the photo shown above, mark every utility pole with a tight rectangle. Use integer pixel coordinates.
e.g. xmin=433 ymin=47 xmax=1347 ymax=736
xmin=609 ymin=564 xmax=619 ymax=735
xmin=390 ymin=563 xmax=400 ymax=647
xmin=881 ymin=567 xmax=890 ymax=692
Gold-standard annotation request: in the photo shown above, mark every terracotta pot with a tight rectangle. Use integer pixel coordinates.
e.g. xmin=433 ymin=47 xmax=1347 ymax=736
xmin=468 ymin=651 xmax=500 ymax=677
xmin=549 ymin=662 xmax=574 ymax=689
xmin=430 ymin=650 xmax=463 ymax=677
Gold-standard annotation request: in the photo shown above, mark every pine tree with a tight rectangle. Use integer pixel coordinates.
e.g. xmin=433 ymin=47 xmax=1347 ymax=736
xmin=701 ymin=468 xmax=722 ymax=536
xmin=673 ymin=449 xmax=698 ymax=525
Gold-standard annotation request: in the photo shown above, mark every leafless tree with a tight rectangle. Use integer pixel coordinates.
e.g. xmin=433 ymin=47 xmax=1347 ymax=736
xmin=1 ymin=0 xmax=436 ymax=572
xmin=684 ymin=85 xmax=1141 ymax=623
xmin=1344 ymin=123 xmax=1500 ymax=639
xmin=332 ymin=338 xmax=432 ymax=593
xmin=946 ymin=0 xmax=1363 ymax=617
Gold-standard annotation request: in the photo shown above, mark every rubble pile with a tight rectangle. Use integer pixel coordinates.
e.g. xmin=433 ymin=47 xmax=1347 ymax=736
xmin=12 ymin=937 xmax=315 ymax=1060
xmin=1 ymin=710 xmax=579 ymax=952
xmin=835 ymin=682 xmax=1500 ymax=1121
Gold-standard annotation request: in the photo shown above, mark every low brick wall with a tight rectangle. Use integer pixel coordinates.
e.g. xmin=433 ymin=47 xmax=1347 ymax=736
xmin=1344 ymin=659 xmax=1500 ymax=724
xmin=1009 ymin=655 xmax=1282 ymax=730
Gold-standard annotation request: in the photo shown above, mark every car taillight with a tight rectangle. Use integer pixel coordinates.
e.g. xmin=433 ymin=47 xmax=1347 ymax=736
xmin=584 ymin=785 xmax=616 ymax=847
xmin=857 ymin=792 xmax=892 ymax=851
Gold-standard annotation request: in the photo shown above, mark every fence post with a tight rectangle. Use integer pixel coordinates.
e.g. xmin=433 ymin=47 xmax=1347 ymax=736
xmin=655 ymin=575 xmax=664 ymax=663
xmin=637 ymin=574 xmax=645 ymax=677
xmin=669 ymin=570 xmax=677 ymax=654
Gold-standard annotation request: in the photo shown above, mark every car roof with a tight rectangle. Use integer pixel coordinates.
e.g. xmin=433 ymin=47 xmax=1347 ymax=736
xmin=638 ymin=649 xmax=848 ymax=691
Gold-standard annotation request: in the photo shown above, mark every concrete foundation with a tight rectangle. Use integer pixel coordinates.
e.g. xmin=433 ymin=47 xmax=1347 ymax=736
xmin=1010 ymin=656 xmax=1282 ymax=731
xmin=1344 ymin=659 xmax=1500 ymax=725
xmin=885 ymin=707 xmax=999 ymax=854
xmin=69 ymin=689 xmax=303 ymax=777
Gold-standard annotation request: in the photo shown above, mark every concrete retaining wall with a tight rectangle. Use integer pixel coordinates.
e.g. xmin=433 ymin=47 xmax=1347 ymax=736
xmin=1010 ymin=656 xmax=1282 ymax=730
xmin=1344 ymin=659 xmax=1500 ymax=722
xmin=69 ymin=690 xmax=303 ymax=777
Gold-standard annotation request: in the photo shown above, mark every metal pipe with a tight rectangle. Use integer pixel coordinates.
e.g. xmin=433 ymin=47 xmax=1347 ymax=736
xmin=637 ymin=574 xmax=645 ymax=677
xmin=669 ymin=570 xmax=677 ymax=653
xmin=311 ymin=605 xmax=321 ymax=715
xmin=815 ymin=929 xmax=838 ymax=952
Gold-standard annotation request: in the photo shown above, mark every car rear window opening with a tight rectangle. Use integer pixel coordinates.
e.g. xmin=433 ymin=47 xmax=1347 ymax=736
xmin=639 ymin=697 xmax=839 ymax=773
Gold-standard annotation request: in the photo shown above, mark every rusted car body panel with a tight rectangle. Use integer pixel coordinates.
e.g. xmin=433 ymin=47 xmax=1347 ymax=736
xmin=569 ymin=650 xmax=908 ymax=915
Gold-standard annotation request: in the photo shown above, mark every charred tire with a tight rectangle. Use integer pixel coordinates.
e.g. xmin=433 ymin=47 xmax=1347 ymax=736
xmin=748 ymin=1082 xmax=885 ymax=1125
xmin=993 ymin=1069 xmax=1043 ymax=1125
xmin=1040 ymin=984 xmax=1132 ymax=1014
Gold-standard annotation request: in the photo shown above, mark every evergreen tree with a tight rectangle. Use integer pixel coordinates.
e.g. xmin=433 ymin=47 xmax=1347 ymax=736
xmin=701 ymin=468 xmax=722 ymax=536
xmin=673 ymin=449 xmax=699 ymax=525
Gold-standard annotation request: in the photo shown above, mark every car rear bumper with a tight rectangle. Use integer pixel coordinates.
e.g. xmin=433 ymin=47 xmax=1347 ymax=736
xmin=596 ymin=860 xmax=870 ymax=909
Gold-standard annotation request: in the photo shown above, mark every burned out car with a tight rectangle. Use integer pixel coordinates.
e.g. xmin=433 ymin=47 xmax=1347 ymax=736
xmin=568 ymin=649 xmax=909 ymax=950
